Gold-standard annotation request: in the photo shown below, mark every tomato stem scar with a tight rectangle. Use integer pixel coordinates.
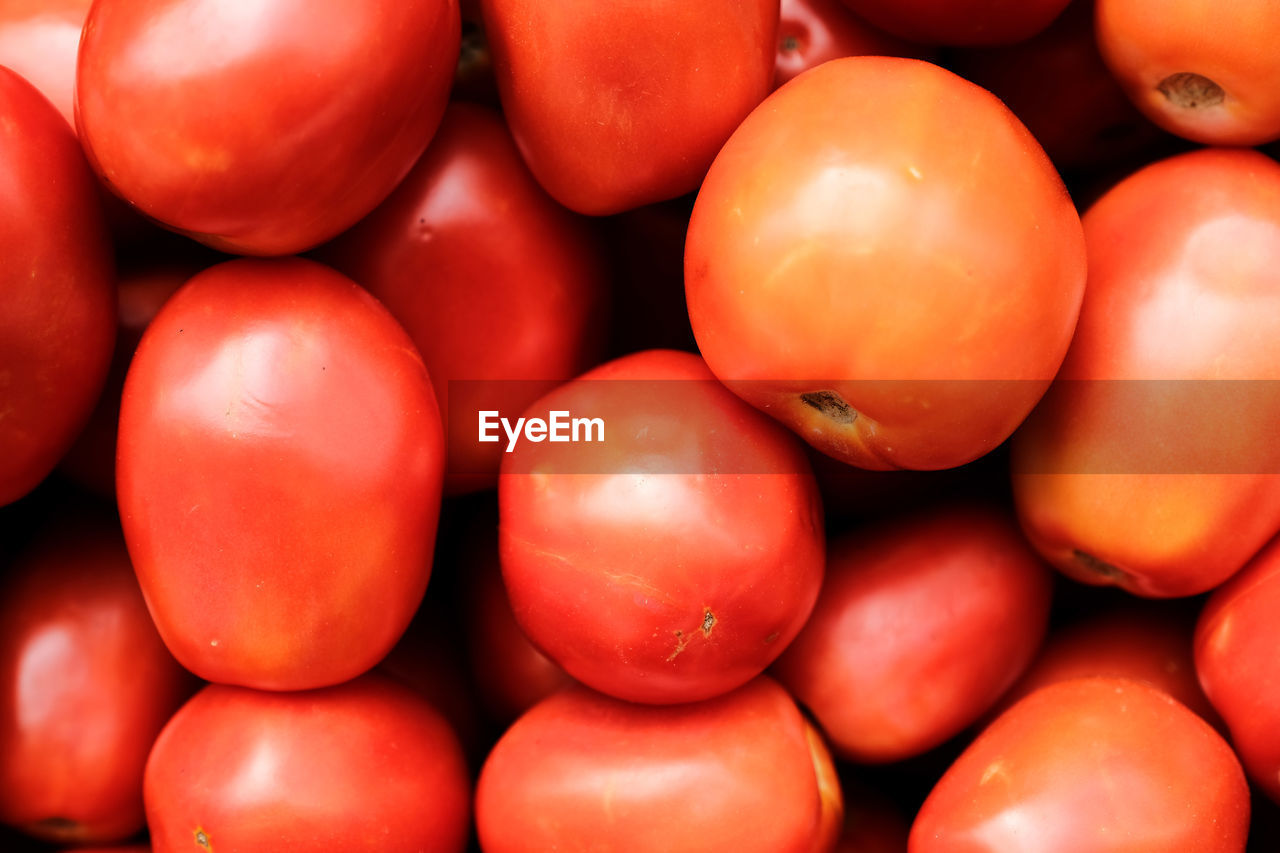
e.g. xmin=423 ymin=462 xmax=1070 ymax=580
xmin=799 ymin=390 xmax=856 ymax=425
xmin=1157 ymin=72 xmax=1224 ymax=109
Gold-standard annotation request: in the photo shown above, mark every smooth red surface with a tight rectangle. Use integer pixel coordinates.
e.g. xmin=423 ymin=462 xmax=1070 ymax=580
xmin=1196 ymin=535 xmax=1280 ymax=803
xmin=686 ymin=57 xmax=1086 ymax=471
xmin=319 ymin=102 xmax=606 ymax=494
xmin=0 ymin=67 xmax=115 ymax=507
xmin=117 ymin=258 xmax=444 ymax=690
xmin=775 ymin=0 xmax=927 ymax=89
xmin=839 ymin=0 xmax=1070 ymax=45
xmin=499 ymin=349 xmax=825 ymax=704
xmin=144 ymin=675 xmax=469 ymax=853
xmin=475 ymin=678 xmax=842 ymax=852
xmin=1096 ymin=0 xmax=1280 ymax=145
xmin=772 ymin=505 xmax=1051 ymax=763
xmin=0 ymin=0 xmax=90 ymax=125
xmin=76 ymin=0 xmax=460 ymax=255
xmin=0 ymin=515 xmax=194 ymax=845
xmin=1012 ymin=148 xmax=1280 ymax=597
xmin=480 ymin=0 xmax=777 ymax=215
xmin=909 ymin=678 xmax=1250 ymax=852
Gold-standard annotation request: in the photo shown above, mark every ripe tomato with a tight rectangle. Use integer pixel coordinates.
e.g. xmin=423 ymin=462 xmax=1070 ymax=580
xmin=479 ymin=0 xmax=778 ymax=215
xmin=772 ymin=504 xmax=1051 ymax=763
xmin=992 ymin=600 xmax=1219 ymax=728
xmin=117 ymin=258 xmax=444 ymax=690
xmin=475 ymin=677 xmax=842 ymax=852
xmin=910 ymin=678 xmax=1250 ymax=852
xmin=318 ymin=101 xmax=607 ymax=494
xmin=499 ymin=349 xmax=824 ymax=704
xmin=1096 ymin=0 xmax=1280 ymax=145
xmin=685 ymin=57 xmax=1086 ymax=471
xmin=0 ymin=0 xmax=90 ymax=126
xmin=838 ymin=0 xmax=1071 ymax=45
xmin=0 ymin=512 xmax=194 ymax=845
xmin=1196 ymin=535 xmax=1280 ymax=803
xmin=0 ymin=67 xmax=115 ymax=507
xmin=1011 ymin=148 xmax=1280 ymax=597
xmin=76 ymin=0 xmax=460 ymax=255
xmin=144 ymin=674 xmax=470 ymax=853
xmin=774 ymin=0 xmax=928 ymax=89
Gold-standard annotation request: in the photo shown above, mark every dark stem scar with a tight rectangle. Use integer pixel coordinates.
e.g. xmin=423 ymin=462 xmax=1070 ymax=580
xmin=194 ymin=826 xmax=213 ymax=850
xmin=800 ymin=391 xmax=856 ymax=425
xmin=1073 ymin=550 xmax=1130 ymax=584
xmin=1157 ymin=72 xmax=1224 ymax=109
xmin=701 ymin=607 xmax=715 ymax=637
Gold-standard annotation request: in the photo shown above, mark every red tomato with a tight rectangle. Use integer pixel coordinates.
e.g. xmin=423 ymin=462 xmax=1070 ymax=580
xmin=1196 ymin=535 xmax=1280 ymax=803
xmin=0 ymin=513 xmax=194 ymax=845
xmin=479 ymin=0 xmax=778 ymax=215
xmin=775 ymin=0 xmax=929 ymax=89
xmin=948 ymin=0 xmax=1164 ymax=174
xmin=318 ymin=101 xmax=607 ymax=494
xmin=993 ymin=600 xmax=1219 ymax=728
xmin=499 ymin=349 xmax=825 ymax=704
xmin=144 ymin=674 xmax=470 ymax=853
xmin=685 ymin=57 xmax=1086 ymax=471
xmin=910 ymin=678 xmax=1250 ymax=852
xmin=76 ymin=0 xmax=460 ymax=255
xmin=475 ymin=677 xmax=842 ymax=853
xmin=839 ymin=0 xmax=1070 ymax=45
xmin=1096 ymin=0 xmax=1280 ymax=146
xmin=117 ymin=258 xmax=444 ymax=690
xmin=0 ymin=0 xmax=90 ymax=126
xmin=60 ymin=249 xmax=216 ymax=499
xmin=772 ymin=505 xmax=1051 ymax=763
xmin=1012 ymin=148 xmax=1280 ymax=597
xmin=0 ymin=67 xmax=115 ymax=507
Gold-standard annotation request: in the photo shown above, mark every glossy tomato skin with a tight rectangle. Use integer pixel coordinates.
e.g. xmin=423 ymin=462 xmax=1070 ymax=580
xmin=0 ymin=514 xmax=195 ymax=845
xmin=910 ymin=678 xmax=1250 ymax=852
xmin=686 ymin=57 xmax=1086 ymax=471
xmin=774 ymin=0 xmax=928 ymax=89
xmin=1096 ymin=0 xmax=1280 ymax=146
xmin=499 ymin=349 xmax=824 ymax=704
xmin=117 ymin=258 xmax=444 ymax=690
xmin=144 ymin=674 xmax=470 ymax=853
xmin=0 ymin=0 xmax=91 ymax=125
xmin=480 ymin=0 xmax=778 ymax=215
xmin=839 ymin=0 xmax=1070 ymax=45
xmin=76 ymin=0 xmax=460 ymax=255
xmin=772 ymin=504 xmax=1051 ymax=763
xmin=0 ymin=67 xmax=115 ymax=507
xmin=1012 ymin=148 xmax=1280 ymax=597
xmin=1196 ymin=536 xmax=1280 ymax=803
xmin=318 ymin=101 xmax=607 ymax=494
xmin=475 ymin=677 xmax=842 ymax=853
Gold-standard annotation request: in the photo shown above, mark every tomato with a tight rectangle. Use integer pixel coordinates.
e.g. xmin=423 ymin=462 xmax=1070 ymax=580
xmin=117 ymin=257 xmax=444 ymax=690
xmin=317 ymin=101 xmax=607 ymax=494
xmin=144 ymin=674 xmax=469 ymax=853
xmin=0 ymin=512 xmax=194 ymax=845
xmin=685 ymin=57 xmax=1086 ymax=471
xmin=772 ymin=504 xmax=1051 ymax=763
xmin=1011 ymin=148 xmax=1280 ymax=597
xmin=838 ymin=0 xmax=1070 ymax=45
xmin=479 ymin=0 xmax=778 ymax=215
xmin=1096 ymin=0 xmax=1280 ymax=146
xmin=75 ymin=0 xmax=460 ymax=255
xmin=775 ymin=0 xmax=928 ymax=89
xmin=1196 ymin=535 xmax=1280 ymax=803
xmin=0 ymin=0 xmax=90 ymax=126
xmin=0 ymin=67 xmax=115 ymax=508
xmin=475 ymin=677 xmax=842 ymax=852
xmin=992 ymin=600 xmax=1219 ymax=728
xmin=499 ymin=349 xmax=824 ymax=704
xmin=910 ymin=678 xmax=1250 ymax=852
xmin=948 ymin=0 xmax=1164 ymax=174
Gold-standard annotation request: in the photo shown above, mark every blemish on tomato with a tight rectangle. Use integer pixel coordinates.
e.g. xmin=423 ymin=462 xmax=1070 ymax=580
xmin=1157 ymin=72 xmax=1224 ymax=110
xmin=1073 ymin=550 xmax=1129 ymax=584
xmin=800 ymin=390 xmax=856 ymax=425
xmin=701 ymin=607 xmax=715 ymax=637
xmin=193 ymin=826 xmax=213 ymax=850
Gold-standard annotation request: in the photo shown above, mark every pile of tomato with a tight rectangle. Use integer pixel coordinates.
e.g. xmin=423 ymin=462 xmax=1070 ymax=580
xmin=4 ymin=0 xmax=1280 ymax=850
